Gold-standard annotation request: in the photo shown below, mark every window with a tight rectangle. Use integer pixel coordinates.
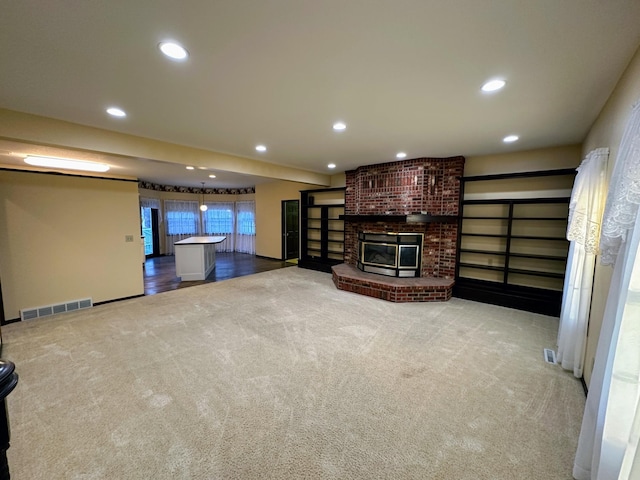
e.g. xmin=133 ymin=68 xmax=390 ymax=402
xmin=166 ymin=211 xmax=197 ymax=235
xmin=236 ymin=211 xmax=255 ymax=235
xmin=203 ymin=203 xmax=234 ymax=234
xmin=235 ymin=201 xmax=256 ymax=254
xmin=165 ymin=200 xmax=199 ymax=235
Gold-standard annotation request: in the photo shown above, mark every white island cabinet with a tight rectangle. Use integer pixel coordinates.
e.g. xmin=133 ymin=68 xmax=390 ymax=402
xmin=174 ymin=236 xmax=226 ymax=281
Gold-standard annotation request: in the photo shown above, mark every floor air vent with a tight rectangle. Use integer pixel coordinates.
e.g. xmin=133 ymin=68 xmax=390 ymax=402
xmin=20 ymin=298 xmax=93 ymax=321
xmin=543 ymin=348 xmax=557 ymax=365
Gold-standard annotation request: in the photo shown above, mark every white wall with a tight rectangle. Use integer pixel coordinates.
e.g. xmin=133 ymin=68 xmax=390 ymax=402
xmin=0 ymin=170 xmax=144 ymax=320
xmin=255 ymin=180 xmax=324 ymax=259
xmin=464 ymin=145 xmax=582 ymax=176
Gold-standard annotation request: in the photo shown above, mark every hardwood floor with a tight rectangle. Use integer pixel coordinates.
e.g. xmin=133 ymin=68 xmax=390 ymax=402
xmin=143 ymin=253 xmax=295 ymax=295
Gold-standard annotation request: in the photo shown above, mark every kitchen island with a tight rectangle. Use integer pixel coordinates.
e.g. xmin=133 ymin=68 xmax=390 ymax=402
xmin=174 ymin=236 xmax=226 ymax=281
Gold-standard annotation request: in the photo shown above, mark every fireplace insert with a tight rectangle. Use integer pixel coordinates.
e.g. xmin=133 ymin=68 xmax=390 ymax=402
xmin=357 ymin=232 xmax=423 ymax=277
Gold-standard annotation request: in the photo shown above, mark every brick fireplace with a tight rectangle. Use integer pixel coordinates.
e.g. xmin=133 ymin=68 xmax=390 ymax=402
xmin=332 ymin=156 xmax=464 ymax=302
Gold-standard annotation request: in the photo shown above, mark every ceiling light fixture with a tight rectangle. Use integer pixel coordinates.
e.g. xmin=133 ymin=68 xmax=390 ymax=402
xmin=186 ymin=166 xmax=194 ymax=170
xmin=333 ymin=122 xmax=346 ymax=131
xmin=503 ymin=135 xmax=519 ymax=143
xmin=328 ymin=163 xmax=336 ymax=169
xmin=396 ymin=152 xmax=407 ymax=159
xmin=199 ymin=182 xmax=208 ymax=212
xmin=255 ymin=145 xmax=267 ymax=152
xmin=106 ymin=107 xmax=126 ymax=117
xmin=481 ymin=79 xmax=506 ymax=93
xmin=209 ymin=174 xmax=216 ymax=179
xmin=24 ymin=155 xmax=110 ymax=173
xmin=159 ymin=41 xmax=189 ymax=61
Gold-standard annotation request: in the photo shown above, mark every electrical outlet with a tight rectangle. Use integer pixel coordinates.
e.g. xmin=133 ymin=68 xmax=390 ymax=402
xmin=125 ymin=235 xmax=134 ymax=242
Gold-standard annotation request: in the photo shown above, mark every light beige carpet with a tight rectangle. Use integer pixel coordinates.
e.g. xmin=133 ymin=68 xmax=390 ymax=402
xmin=3 ymin=268 xmax=584 ymax=479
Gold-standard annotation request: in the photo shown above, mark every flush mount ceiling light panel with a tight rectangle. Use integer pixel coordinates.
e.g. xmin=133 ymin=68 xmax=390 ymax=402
xmin=255 ymin=145 xmax=267 ymax=152
xmin=333 ymin=122 xmax=347 ymax=131
xmin=158 ymin=41 xmax=189 ymax=61
xmin=503 ymin=135 xmax=519 ymax=143
xmin=396 ymin=152 xmax=407 ymax=159
xmin=24 ymin=155 xmax=110 ymax=173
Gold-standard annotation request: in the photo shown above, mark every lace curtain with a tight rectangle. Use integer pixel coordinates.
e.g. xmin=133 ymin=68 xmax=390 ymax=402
xmin=566 ymin=148 xmax=610 ymax=253
xmin=140 ymin=197 xmax=161 ymax=210
xmin=161 ymin=199 xmax=256 ymax=255
xmin=600 ymin=101 xmax=640 ymax=266
xmin=235 ymin=201 xmax=256 ymax=254
xmin=573 ymin=101 xmax=640 ymax=480
xmin=164 ymin=200 xmax=199 ymax=255
xmin=203 ymin=202 xmax=234 ymax=252
xmin=557 ymin=148 xmax=609 ymax=378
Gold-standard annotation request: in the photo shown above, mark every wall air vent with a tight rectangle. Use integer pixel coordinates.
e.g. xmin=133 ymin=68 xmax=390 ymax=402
xmin=19 ymin=298 xmax=93 ymax=321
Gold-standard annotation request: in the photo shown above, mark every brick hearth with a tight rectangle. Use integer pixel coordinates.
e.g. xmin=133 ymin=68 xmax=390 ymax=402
xmin=332 ymin=264 xmax=454 ymax=302
xmin=332 ymin=156 xmax=464 ymax=303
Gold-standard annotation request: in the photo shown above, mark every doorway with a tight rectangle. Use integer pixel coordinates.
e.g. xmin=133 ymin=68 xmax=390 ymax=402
xmin=141 ymin=207 xmax=160 ymax=257
xmin=281 ymin=200 xmax=299 ymax=261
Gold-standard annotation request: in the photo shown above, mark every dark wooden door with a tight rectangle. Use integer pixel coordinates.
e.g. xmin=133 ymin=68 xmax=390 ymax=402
xmin=150 ymin=209 xmax=160 ymax=257
xmin=282 ymin=200 xmax=299 ymax=260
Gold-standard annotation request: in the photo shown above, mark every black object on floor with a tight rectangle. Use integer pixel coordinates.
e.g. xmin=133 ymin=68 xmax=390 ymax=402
xmin=0 ymin=360 xmax=18 ymax=480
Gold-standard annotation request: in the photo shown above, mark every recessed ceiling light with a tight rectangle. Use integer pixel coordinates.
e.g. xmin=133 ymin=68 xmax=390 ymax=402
xmin=24 ymin=155 xmax=110 ymax=173
xmin=106 ymin=107 xmax=126 ymax=117
xmin=503 ymin=135 xmax=519 ymax=143
xmin=255 ymin=145 xmax=267 ymax=152
xmin=333 ymin=122 xmax=346 ymax=131
xmin=186 ymin=166 xmax=195 ymax=170
xmin=396 ymin=152 xmax=407 ymax=159
xmin=159 ymin=41 xmax=189 ymax=61
xmin=481 ymin=79 xmax=506 ymax=93
xmin=209 ymin=174 xmax=216 ymax=178
xmin=328 ymin=163 xmax=336 ymax=169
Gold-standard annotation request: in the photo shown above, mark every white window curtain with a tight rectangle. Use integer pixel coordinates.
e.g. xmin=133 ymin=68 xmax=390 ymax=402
xmin=202 ymin=202 xmax=234 ymax=252
xmin=164 ymin=200 xmax=199 ymax=255
xmin=557 ymin=148 xmax=609 ymax=377
xmin=573 ymin=101 xmax=640 ymax=480
xmin=140 ymin=197 xmax=161 ymax=210
xmin=235 ymin=200 xmax=256 ymax=254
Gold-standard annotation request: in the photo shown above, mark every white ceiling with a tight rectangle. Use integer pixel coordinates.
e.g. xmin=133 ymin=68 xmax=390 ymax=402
xmin=1 ymin=1 xmax=639 ymax=188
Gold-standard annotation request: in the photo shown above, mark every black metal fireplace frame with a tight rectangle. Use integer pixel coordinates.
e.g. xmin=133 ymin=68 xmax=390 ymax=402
xmin=357 ymin=232 xmax=424 ymax=277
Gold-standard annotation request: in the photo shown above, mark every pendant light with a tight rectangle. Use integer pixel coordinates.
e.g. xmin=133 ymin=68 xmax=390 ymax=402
xmin=199 ymin=182 xmax=208 ymax=211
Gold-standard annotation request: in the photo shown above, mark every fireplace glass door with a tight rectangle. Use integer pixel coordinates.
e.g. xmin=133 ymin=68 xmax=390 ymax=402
xmin=362 ymin=243 xmax=398 ymax=267
xmin=357 ymin=232 xmax=423 ymax=277
xmin=399 ymin=245 xmax=419 ymax=269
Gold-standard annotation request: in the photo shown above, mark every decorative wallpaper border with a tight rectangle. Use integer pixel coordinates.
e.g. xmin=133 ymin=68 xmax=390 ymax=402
xmin=138 ymin=180 xmax=255 ymax=195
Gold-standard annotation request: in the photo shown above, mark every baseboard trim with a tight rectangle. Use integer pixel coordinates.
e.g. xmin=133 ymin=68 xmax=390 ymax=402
xmin=255 ymin=254 xmax=282 ymax=261
xmin=1 ymin=294 xmax=145 ymax=325
xmin=1 ymin=318 xmax=20 ymax=326
xmin=93 ymin=294 xmax=145 ymax=306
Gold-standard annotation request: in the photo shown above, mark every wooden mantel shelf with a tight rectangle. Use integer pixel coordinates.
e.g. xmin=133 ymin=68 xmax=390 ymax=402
xmin=339 ymin=214 xmax=458 ymax=223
